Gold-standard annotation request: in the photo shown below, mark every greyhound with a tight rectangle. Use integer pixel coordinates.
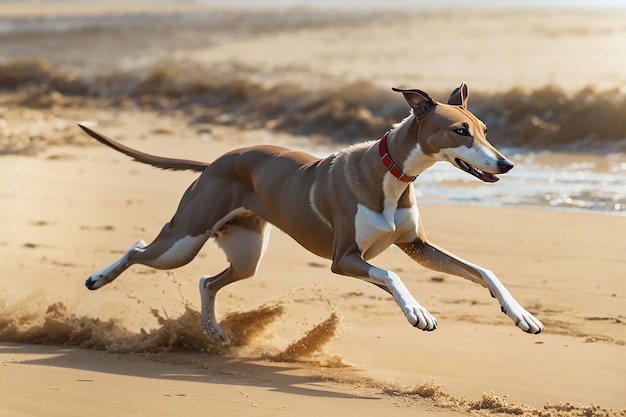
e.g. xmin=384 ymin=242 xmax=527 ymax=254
xmin=79 ymin=82 xmax=543 ymax=344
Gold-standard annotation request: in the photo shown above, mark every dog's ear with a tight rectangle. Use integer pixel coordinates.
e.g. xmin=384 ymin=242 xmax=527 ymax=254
xmin=447 ymin=82 xmax=469 ymax=108
xmin=392 ymin=87 xmax=437 ymax=117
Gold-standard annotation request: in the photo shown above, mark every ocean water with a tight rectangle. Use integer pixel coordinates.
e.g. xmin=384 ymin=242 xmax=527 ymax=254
xmin=413 ymin=153 xmax=626 ymax=214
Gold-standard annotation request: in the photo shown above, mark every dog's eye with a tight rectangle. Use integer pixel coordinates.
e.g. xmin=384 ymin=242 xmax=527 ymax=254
xmin=454 ymin=128 xmax=471 ymax=137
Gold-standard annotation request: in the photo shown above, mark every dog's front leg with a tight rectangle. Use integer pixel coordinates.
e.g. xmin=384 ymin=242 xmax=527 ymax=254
xmin=331 ymin=253 xmax=437 ymax=331
xmin=396 ymin=238 xmax=543 ymax=334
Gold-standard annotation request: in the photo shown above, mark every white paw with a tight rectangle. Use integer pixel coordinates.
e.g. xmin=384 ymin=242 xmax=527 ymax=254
xmin=501 ymin=302 xmax=544 ymax=334
xmin=85 ymin=272 xmax=108 ymax=290
xmin=85 ymin=240 xmax=146 ymax=291
xmin=202 ymin=321 xmax=230 ymax=345
xmin=84 ymin=263 xmax=121 ymax=290
xmin=199 ymin=276 xmax=230 ymax=345
xmin=406 ymin=303 xmax=438 ymax=331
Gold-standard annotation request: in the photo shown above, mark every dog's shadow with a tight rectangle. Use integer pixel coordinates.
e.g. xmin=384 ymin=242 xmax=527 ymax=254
xmin=1 ymin=342 xmax=372 ymax=401
xmin=1 ymin=300 xmax=371 ymax=400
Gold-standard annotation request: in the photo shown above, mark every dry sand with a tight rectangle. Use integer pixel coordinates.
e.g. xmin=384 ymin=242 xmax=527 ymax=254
xmin=1 ymin=3 xmax=625 ymax=416
xmin=1 ymin=112 xmax=625 ymax=416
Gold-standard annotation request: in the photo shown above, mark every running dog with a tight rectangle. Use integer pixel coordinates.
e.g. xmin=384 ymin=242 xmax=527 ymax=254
xmin=79 ymin=82 xmax=544 ymax=344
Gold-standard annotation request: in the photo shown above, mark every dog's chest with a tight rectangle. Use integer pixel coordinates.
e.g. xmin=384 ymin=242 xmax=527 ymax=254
xmin=354 ymin=203 xmax=419 ymax=259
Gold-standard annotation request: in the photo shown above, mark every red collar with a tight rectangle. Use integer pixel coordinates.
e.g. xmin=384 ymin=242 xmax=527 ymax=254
xmin=378 ymin=132 xmax=417 ymax=183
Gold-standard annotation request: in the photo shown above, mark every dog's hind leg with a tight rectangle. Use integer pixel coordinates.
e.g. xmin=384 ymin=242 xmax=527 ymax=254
xmin=199 ymin=214 xmax=271 ymax=344
xmin=85 ymin=207 xmax=215 ymax=291
xmin=85 ymin=227 xmax=213 ymax=290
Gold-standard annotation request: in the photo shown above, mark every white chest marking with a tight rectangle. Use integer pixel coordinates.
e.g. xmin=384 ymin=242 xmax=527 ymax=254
xmin=354 ymin=204 xmax=419 ymax=258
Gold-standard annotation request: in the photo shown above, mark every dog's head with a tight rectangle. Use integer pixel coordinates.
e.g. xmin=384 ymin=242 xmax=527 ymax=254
xmin=392 ymin=83 xmax=513 ymax=183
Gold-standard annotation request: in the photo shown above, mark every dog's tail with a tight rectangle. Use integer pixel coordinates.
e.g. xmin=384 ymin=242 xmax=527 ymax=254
xmin=78 ymin=124 xmax=209 ymax=172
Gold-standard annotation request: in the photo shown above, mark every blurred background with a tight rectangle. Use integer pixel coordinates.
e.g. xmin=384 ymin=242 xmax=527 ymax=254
xmin=1 ymin=0 xmax=625 ymax=213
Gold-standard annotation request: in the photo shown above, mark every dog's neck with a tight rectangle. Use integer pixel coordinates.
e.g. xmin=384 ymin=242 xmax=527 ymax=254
xmin=379 ymin=133 xmax=416 ymax=183
xmin=376 ymin=115 xmax=436 ymax=208
xmin=339 ymin=114 xmax=436 ymax=213
xmin=386 ymin=114 xmax=436 ymax=179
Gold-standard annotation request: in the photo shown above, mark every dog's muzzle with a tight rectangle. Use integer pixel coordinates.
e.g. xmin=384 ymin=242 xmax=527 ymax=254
xmin=455 ymin=158 xmax=514 ymax=183
xmin=497 ymin=159 xmax=514 ymax=173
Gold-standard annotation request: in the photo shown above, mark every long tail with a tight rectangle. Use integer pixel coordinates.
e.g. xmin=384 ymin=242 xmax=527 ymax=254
xmin=78 ymin=124 xmax=209 ymax=172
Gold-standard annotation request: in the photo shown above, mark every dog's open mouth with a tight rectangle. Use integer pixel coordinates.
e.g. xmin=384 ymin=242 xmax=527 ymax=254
xmin=455 ymin=158 xmax=499 ymax=183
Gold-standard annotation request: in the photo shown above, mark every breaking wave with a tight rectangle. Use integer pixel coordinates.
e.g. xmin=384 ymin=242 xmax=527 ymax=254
xmin=1 ymin=58 xmax=625 ymax=152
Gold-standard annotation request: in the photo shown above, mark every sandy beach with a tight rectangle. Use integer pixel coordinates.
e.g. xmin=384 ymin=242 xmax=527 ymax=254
xmin=1 ymin=2 xmax=625 ymax=416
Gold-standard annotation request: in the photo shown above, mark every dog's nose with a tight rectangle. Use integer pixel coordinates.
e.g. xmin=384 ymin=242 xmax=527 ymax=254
xmin=497 ymin=159 xmax=514 ymax=173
